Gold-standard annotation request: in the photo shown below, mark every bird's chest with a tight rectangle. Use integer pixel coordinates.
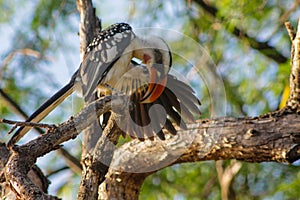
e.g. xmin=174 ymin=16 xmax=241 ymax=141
xmin=102 ymin=53 xmax=133 ymax=86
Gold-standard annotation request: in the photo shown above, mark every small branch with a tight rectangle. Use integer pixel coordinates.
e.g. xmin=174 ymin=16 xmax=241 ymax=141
xmin=0 ymin=88 xmax=82 ymax=174
xmin=1 ymin=119 xmax=56 ymax=135
xmin=280 ymin=0 xmax=300 ymax=24
xmin=0 ymin=89 xmax=29 ymax=118
xmin=286 ymin=18 xmax=300 ymax=110
xmin=0 ymin=49 xmax=52 ymax=81
xmin=57 ymin=148 xmax=82 ymax=174
xmin=46 ymin=166 xmax=69 ymax=178
xmin=285 ymin=21 xmax=296 ymax=40
xmin=216 ymin=160 xmax=241 ymax=200
xmin=4 ymin=95 xmax=126 ymax=199
xmin=92 ymin=114 xmax=123 ymax=179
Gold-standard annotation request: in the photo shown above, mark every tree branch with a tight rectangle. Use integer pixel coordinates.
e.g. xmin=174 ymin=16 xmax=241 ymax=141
xmin=216 ymin=160 xmax=241 ymax=200
xmin=0 ymin=88 xmax=29 ymax=119
xmin=4 ymin=95 xmax=126 ymax=199
xmin=193 ymin=0 xmax=288 ymax=64
xmin=286 ymin=19 xmax=300 ymax=110
xmin=0 ymin=88 xmax=82 ymax=174
xmin=76 ymin=0 xmax=102 ymax=158
xmin=76 ymin=0 xmax=101 ymax=60
xmin=78 ymin=116 xmax=123 ymax=200
xmin=0 ymin=143 xmax=50 ymax=199
xmin=100 ymin=110 xmax=300 ymax=199
xmin=75 ymin=1 xmax=110 ymax=199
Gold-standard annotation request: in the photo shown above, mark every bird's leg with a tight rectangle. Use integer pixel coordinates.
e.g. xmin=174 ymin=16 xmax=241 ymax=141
xmin=102 ymin=83 xmax=123 ymax=97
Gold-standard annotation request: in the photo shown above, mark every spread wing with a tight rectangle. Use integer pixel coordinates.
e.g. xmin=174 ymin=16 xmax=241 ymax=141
xmin=112 ymin=62 xmax=201 ymax=140
xmin=128 ymin=74 xmax=201 ymax=140
xmin=79 ymin=23 xmax=135 ymax=102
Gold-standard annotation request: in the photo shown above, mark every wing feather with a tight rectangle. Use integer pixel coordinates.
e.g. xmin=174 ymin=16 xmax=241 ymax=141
xmin=80 ymin=23 xmax=135 ymax=102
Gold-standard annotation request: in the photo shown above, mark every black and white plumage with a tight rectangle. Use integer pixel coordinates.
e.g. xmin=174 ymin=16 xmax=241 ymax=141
xmin=7 ymin=22 xmax=200 ymax=146
xmin=79 ymin=23 xmax=135 ymax=102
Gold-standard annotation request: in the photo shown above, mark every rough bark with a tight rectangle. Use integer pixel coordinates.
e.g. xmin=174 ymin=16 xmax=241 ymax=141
xmin=0 ymin=88 xmax=82 ymax=174
xmin=76 ymin=1 xmax=104 ymax=199
xmin=76 ymin=0 xmax=101 ymax=61
xmin=4 ymin=96 xmax=125 ymax=199
xmin=99 ymin=110 xmax=300 ymax=199
xmin=286 ymin=21 xmax=300 ymax=109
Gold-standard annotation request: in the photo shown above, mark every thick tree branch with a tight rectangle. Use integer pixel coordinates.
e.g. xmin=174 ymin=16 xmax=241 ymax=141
xmin=0 ymin=143 xmax=50 ymax=199
xmin=78 ymin=116 xmax=123 ymax=200
xmin=100 ymin=110 xmax=300 ymax=199
xmin=75 ymin=1 xmax=105 ymax=199
xmin=193 ymin=0 xmax=288 ymax=64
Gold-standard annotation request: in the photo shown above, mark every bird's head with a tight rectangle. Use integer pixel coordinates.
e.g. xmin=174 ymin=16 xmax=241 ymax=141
xmin=132 ymin=36 xmax=172 ymax=103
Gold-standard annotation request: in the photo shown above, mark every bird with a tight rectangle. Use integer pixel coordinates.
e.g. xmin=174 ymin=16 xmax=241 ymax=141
xmin=7 ymin=22 xmax=200 ymax=146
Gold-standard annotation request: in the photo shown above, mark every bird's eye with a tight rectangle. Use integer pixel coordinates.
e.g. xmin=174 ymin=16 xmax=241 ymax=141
xmin=131 ymin=57 xmax=142 ymax=65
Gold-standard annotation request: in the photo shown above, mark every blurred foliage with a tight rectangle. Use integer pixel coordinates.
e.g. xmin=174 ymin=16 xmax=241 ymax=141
xmin=0 ymin=0 xmax=300 ymax=199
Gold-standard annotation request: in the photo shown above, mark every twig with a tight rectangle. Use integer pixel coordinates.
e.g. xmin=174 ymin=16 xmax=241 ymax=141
xmin=216 ymin=160 xmax=242 ymax=200
xmin=1 ymin=119 xmax=56 ymax=135
xmin=285 ymin=21 xmax=296 ymax=40
xmin=46 ymin=166 xmax=69 ymax=178
xmin=280 ymin=0 xmax=300 ymax=24
xmin=57 ymin=148 xmax=82 ymax=174
xmin=0 ymin=49 xmax=52 ymax=81
xmin=0 ymin=89 xmax=29 ymax=118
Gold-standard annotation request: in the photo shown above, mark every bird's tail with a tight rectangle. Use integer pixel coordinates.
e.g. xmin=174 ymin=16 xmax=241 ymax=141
xmin=7 ymin=79 xmax=75 ymax=147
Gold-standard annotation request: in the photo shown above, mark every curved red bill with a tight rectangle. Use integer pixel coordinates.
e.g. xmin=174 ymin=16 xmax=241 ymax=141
xmin=140 ymin=68 xmax=167 ymax=104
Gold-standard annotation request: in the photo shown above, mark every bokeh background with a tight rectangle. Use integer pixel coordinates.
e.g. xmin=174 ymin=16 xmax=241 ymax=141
xmin=1 ymin=0 xmax=300 ymax=199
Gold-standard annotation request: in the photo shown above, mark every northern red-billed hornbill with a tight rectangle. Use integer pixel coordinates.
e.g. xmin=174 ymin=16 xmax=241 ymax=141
xmin=8 ymin=23 xmax=200 ymax=146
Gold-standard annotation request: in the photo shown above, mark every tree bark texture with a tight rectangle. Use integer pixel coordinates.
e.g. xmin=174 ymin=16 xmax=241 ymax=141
xmin=99 ymin=110 xmax=300 ymax=199
xmin=76 ymin=1 xmax=104 ymax=199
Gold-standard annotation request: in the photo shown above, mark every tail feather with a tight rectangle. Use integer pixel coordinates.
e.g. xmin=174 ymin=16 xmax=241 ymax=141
xmin=7 ymin=80 xmax=75 ymax=147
